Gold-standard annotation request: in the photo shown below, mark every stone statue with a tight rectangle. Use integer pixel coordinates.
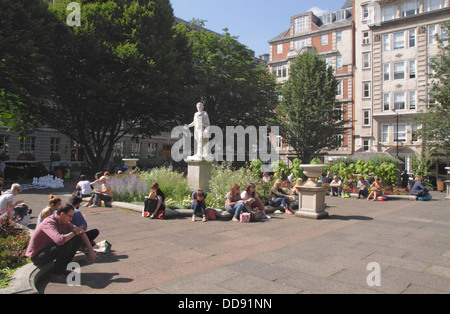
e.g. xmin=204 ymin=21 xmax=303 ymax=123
xmin=185 ymin=102 xmax=210 ymax=160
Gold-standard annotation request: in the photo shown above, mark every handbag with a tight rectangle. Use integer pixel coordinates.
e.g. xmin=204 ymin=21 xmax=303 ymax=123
xmin=240 ymin=212 xmax=251 ymax=223
xmin=155 ymin=209 xmax=165 ymax=219
xmin=205 ymin=208 xmax=216 ymax=220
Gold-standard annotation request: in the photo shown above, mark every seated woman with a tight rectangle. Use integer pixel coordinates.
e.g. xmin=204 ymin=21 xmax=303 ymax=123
xmin=225 ymin=183 xmax=245 ymax=222
xmin=367 ymin=177 xmax=383 ymax=201
xmin=143 ymin=182 xmax=166 ymax=219
xmin=269 ymin=179 xmax=295 ymax=214
xmin=241 ymin=183 xmax=270 ymax=219
xmin=37 ymin=195 xmax=62 ymax=226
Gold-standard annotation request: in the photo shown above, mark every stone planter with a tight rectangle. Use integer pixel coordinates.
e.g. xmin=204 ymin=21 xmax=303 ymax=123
xmin=301 ymin=164 xmax=327 ymax=187
xmin=122 ymin=158 xmax=139 ymax=170
xmin=295 ymin=164 xmax=329 ymax=219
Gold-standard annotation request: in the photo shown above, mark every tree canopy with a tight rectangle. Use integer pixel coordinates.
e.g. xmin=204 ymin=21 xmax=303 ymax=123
xmin=272 ymin=49 xmax=348 ymax=163
xmin=0 ymin=1 xmax=278 ymax=171
xmin=1 ymin=0 xmax=193 ymax=170
xmin=176 ymin=20 xmax=278 ymax=130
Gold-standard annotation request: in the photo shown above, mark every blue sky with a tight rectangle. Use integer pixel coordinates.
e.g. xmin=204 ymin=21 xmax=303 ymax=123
xmin=170 ymin=0 xmax=346 ymax=56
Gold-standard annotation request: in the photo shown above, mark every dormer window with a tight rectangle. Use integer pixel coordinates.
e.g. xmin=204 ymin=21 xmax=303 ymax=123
xmin=321 ymin=13 xmax=333 ymax=24
xmin=294 ymin=15 xmax=308 ymax=34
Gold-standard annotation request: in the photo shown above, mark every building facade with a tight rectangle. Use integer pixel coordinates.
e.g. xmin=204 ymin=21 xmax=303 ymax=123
xmin=268 ymin=2 xmax=355 ymax=164
xmin=354 ymin=0 xmax=449 ymax=172
xmin=268 ymin=0 xmax=449 ymax=171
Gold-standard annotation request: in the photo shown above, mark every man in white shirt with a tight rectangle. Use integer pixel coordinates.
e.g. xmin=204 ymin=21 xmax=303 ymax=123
xmin=329 ymin=176 xmax=343 ymax=196
xmin=0 ymin=183 xmax=23 ymax=212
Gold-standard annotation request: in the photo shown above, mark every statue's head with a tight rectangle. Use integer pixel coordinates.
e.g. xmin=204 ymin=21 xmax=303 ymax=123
xmin=196 ymin=102 xmax=204 ymax=111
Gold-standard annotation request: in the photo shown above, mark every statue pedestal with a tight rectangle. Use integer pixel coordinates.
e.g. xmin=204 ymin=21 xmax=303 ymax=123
xmin=295 ymin=185 xmax=329 ymax=219
xmin=186 ymin=158 xmax=213 ymax=191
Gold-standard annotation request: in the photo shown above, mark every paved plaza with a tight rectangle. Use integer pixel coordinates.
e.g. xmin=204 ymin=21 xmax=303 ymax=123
xmin=8 ymin=179 xmax=450 ymax=294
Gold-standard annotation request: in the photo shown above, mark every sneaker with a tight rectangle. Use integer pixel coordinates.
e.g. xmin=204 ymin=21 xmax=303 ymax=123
xmin=263 ymin=214 xmax=271 ymax=219
xmin=88 ymin=205 xmax=97 ymax=208
xmin=143 ymin=211 xmax=150 ymax=218
xmin=274 ymin=210 xmax=282 ymax=214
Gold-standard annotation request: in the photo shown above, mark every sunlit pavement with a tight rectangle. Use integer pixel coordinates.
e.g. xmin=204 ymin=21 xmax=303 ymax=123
xmin=16 ymin=180 xmax=450 ymax=294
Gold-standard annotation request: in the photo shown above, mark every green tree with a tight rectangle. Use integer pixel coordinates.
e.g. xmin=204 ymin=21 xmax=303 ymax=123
xmin=0 ymin=0 xmax=65 ymax=133
xmin=177 ymin=20 xmax=278 ymax=129
xmin=1 ymin=0 xmax=193 ymax=171
xmin=273 ymin=49 xmax=348 ymax=163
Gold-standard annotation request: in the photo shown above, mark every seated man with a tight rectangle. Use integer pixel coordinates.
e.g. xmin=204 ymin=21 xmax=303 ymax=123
xmin=357 ymin=176 xmax=370 ymax=199
xmin=25 ymin=203 xmax=96 ymax=282
xmin=330 ymin=176 xmax=343 ymax=196
xmin=69 ymin=195 xmax=99 ymax=246
xmin=191 ymin=189 xmax=207 ymax=222
xmin=410 ymin=177 xmax=430 ymax=198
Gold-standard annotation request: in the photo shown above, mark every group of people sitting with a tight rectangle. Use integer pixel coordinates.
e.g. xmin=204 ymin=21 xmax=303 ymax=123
xmin=324 ymin=172 xmax=431 ymax=200
xmin=75 ymin=172 xmax=113 ymax=207
xmin=25 ymin=193 xmax=100 ymax=282
xmin=140 ymin=179 xmax=300 ymax=223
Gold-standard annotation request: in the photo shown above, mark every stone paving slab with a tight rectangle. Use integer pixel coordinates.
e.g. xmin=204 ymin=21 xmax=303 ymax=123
xmin=2 ymin=179 xmax=449 ymax=295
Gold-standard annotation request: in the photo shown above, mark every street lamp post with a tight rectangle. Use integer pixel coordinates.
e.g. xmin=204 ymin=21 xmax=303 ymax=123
xmin=393 ymin=109 xmax=399 ymax=158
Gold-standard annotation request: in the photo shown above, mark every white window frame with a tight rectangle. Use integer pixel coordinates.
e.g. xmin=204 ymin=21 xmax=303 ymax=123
xmin=393 ymin=31 xmax=405 ymax=50
xmin=321 ymin=34 xmax=329 ymax=46
xmin=363 ymin=82 xmax=371 ymax=99
xmin=425 ymin=0 xmax=445 ymax=12
xmin=382 ymin=34 xmax=390 ymax=51
xmin=277 ymin=44 xmax=283 ymax=54
xmin=394 ymin=92 xmax=406 ymax=110
xmin=362 ymin=31 xmax=370 ymax=45
xmin=381 ymin=6 xmax=396 ymax=22
xmin=381 ymin=124 xmax=390 ymax=143
xmin=409 ymin=60 xmax=416 ymax=79
xmin=402 ymin=1 xmax=420 ymax=17
xmin=428 ymin=24 xmax=437 ymax=44
xmin=276 ymin=135 xmax=283 ymax=148
xmin=363 ymin=52 xmax=371 ymax=69
xmin=336 ymin=31 xmax=342 ymax=42
xmin=393 ymin=62 xmax=405 ymax=80
xmin=394 ymin=123 xmax=407 ymax=142
xmin=409 ymin=91 xmax=416 ymax=110
xmin=337 ymin=80 xmax=343 ymax=96
xmin=363 ymin=109 xmax=371 ymax=126
xmin=383 ymin=93 xmax=391 ymax=111
xmin=363 ymin=139 xmax=370 ymax=152
xmin=20 ymin=137 xmax=36 ymax=155
xmin=336 ymin=54 xmax=343 ymax=70
xmin=409 ymin=29 xmax=416 ymax=48
xmin=362 ymin=5 xmax=369 ymax=20
xmin=294 ymin=16 xmax=308 ymax=33
xmin=383 ymin=63 xmax=390 ymax=81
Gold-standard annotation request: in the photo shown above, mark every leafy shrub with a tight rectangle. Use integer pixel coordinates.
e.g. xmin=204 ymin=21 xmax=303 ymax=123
xmin=208 ymin=163 xmax=262 ymax=209
xmin=109 ymin=167 xmax=191 ymax=209
xmin=324 ymin=158 xmax=400 ymax=186
xmin=0 ymin=215 xmax=30 ymax=271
